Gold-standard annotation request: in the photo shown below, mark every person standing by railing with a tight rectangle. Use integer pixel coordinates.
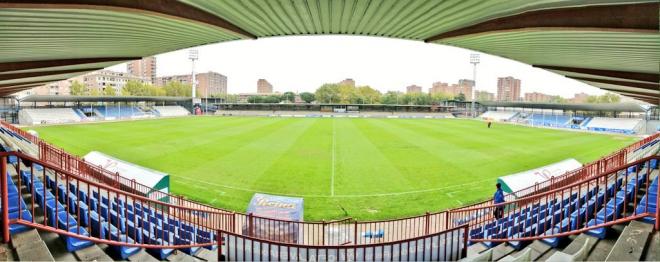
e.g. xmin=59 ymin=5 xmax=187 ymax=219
xmin=493 ymin=183 xmax=505 ymax=220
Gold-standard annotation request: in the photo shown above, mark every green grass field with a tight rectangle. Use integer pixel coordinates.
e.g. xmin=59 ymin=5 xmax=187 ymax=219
xmin=29 ymin=117 xmax=636 ymax=221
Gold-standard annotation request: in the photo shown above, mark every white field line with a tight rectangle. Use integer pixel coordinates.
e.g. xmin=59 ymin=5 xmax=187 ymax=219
xmin=331 ymin=119 xmax=336 ymax=196
xmin=445 ymin=191 xmax=464 ymax=205
xmin=176 ymin=176 xmax=494 ymax=198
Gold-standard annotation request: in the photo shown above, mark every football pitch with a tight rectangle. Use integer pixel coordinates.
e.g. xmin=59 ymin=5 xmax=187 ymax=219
xmin=29 ymin=117 xmax=636 ymax=221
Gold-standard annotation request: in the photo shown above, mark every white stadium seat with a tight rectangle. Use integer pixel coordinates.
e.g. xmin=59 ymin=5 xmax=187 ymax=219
xmin=480 ymin=111 xmax=519 ymax=122
xmin=585 ymin=117 xmax=642 ymax=134
xmin=18 ymin=108 xmax=82 ymax=125
xmin=153 ymin=106 xmax=191 ymax=117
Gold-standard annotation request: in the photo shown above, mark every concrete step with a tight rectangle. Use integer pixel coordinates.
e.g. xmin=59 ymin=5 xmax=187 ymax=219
xmin=10 ymin=229 xmax=41 ymax=250
xmin=491 ymin=243 xmax=516 ymax=261
xmin=38 ymin=230 xmax=78 ymax=261
xmin=545 ymin=237 xmax=592 ymax=262
xmin=194 ymin=248 xmax=217 ymax=261
xmin=15 ymin=240 xmax=54 ymax=261
xmin=542 ymin=234 xmax=597 ymax=262
xmin=518 ymin=240 xmax=552 ymax=261
xmin=74 ymin=245 xmax=113 ymax=261
xmin=561 ymin=234 xmax=598 ymax=258
xmin=536 ymin=248 xmax=557 ymax=261
xmin=642 ymin=231 xmax=659 ymax=261
xmin=500 ymin=248 xmax=531 ymax=262
xmin=460 ymin=248 xmax=492 ymax=262
xmin=128 ymin=249 xmax=159 ymax=262
xmin=605 ymin=220 xmax=653 ymax=261
xmin=167 ymin=250 xmax=202 ymax=262
xmin=467 ymin=242 xmax=488 ymax=257
xmin=585 ymin=236 xmax=615 ymax=261
xmin=0 ymin=243 xmax=16 ymax=261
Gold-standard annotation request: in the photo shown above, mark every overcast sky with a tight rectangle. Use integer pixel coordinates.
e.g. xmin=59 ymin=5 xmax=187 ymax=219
xmin=109 ymin=35 xmax=606 ymax=98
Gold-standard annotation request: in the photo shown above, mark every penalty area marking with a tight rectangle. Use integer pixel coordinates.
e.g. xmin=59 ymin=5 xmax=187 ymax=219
xmin=176 ymin=176 xmax=494 ymax=198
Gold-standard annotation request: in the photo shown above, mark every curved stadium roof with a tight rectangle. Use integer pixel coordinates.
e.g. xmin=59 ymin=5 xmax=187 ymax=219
xmin=0 ymin=1 xmax=658 ymax=104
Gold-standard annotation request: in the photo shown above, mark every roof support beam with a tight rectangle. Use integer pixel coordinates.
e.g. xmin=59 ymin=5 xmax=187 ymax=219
xmin=0 ymin=85 xmax=47 ymax=96
xmin=0 ymin=80 xmax=65 ymax=89
xmin=0 ymin=57 xmax=139 ymax=73
xmin=0 ymin=0 xmax=256 ymax=39
xmin=0 ymin=68 xmax=101 ymax=81
xmin=569 ymin=76 xmax=660 ymax=91
xmin=1 ymin=85 xmax=44 ymax=92
xmin=425 ymin=2 xmax=659 ymax=42
xmin=599 ymin=88 xmax=658 ymax=104
xmin=600 ymin=88 xmax=659 ymax=98
xmin=533 ymin=65 xmax=660 ymax=84
xmin=610 ymin=92 xmax=658 ymax=104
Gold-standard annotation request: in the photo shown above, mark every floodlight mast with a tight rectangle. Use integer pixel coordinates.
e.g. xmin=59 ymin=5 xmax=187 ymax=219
xmin=188 ymin=49 xmax=199 ymax=101
xmin=469 ymin=54 xmax=480 ymax=117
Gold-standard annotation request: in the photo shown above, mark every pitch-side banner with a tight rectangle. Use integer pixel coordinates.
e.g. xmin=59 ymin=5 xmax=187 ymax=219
xmin=497 ymin=158 xmax=581 ymax=195
xmin=244 ymin=193 xmax=304 ymax=243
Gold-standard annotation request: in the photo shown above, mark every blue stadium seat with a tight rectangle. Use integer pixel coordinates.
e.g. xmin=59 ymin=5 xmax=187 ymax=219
xmin=63 ymin=226 xmax=94 ymax=252
xmin=636 ymin=177 xmax=658 ymax=224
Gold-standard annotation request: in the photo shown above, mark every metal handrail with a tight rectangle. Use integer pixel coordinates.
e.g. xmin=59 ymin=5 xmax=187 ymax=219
xmin=216 ymin=223 xmax=470 ymax=261
xmin=457 ymin=155 xmax=659 ymax=243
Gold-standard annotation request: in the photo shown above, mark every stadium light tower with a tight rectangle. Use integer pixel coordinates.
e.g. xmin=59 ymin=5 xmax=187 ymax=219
xmin=189 ymin=49 xmax=199 ymax=101
xmin=469 ymin=53 xmax=480 ymax=117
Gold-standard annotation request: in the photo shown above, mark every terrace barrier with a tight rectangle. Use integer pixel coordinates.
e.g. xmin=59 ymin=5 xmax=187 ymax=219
xmin=217 ymin=224 xmax=468 ymax=261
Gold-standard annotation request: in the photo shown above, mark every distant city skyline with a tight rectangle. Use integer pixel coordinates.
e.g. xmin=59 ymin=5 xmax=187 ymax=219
xmin=106 ymin=36 xmax=608 ymax=99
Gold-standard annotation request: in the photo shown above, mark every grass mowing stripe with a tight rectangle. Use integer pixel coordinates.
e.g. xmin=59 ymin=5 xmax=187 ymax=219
xmin=255 ymin=118 xmax=331 ymax=195
xmin=212 ymin=118 xmax=315 ymax=191
xmin=331 ymin=118 xmax=336 ymax=196
xmin=366 ymin=119 xmax=491 ymax=186
xmin=334 ymin=118 xmax=412 ymax=194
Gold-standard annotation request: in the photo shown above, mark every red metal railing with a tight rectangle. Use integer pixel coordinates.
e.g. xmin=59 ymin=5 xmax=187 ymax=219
xmin=217 ymin=224 xmax=469 ymax=261
xmin=2 ymin=151 xmax=225 ymax=249
xmin=451 ymin=155 xmax=659 ymax=243
xmin=1 ymin=151 xmax=469 ymax=259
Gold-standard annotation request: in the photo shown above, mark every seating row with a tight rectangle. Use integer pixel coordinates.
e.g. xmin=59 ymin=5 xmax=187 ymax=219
xmin=1 ymin=173 xmax=33 ymax=235
xmin=21 ymin=169 xmax=216 ymax=259
xmin=468 ymin=161 xmax=657 ymax=250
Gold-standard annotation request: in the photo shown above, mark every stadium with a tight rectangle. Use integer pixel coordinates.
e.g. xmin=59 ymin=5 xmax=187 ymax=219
xmin=0 ymin=1 xmax=659 ymax=262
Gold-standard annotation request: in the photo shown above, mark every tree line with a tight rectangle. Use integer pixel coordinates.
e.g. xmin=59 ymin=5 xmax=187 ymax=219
xmin=70 ymin=80 xmax=192 ymax=97
xmin=310 ymin=83 xmax=462 ymax=105
xmin=71 ymin=80 xmax=622 ymax=105
xmin=244 ymin=83 xmax=461 ymax=105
